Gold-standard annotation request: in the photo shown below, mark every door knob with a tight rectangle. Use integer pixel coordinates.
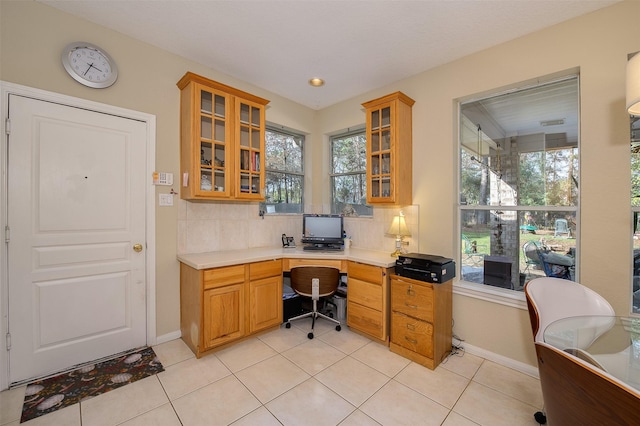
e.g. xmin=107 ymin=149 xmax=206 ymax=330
xmin=133 ymin=243 xmax=143 ymax=252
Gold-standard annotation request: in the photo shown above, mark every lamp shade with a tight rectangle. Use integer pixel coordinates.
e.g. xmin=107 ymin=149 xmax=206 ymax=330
xmin=628 ymin=52 xmax=640 ymax=116
xmin=387 ymin=215 xmax=411 ymax=237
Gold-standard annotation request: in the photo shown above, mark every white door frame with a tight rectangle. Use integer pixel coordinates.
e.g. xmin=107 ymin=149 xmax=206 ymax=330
xmin=0 ymin=81 xmax=157 ymax=390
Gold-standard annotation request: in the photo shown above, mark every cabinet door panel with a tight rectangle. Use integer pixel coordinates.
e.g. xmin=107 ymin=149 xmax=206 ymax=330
xmin=203 ymin=283 xmax=245 ymax=348
xmin=250 ymin=275 xmax=282 ymax=332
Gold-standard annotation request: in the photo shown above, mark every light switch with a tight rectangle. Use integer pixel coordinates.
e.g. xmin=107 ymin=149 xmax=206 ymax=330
xmin=159 ymin=193 xmax=173 ymax=206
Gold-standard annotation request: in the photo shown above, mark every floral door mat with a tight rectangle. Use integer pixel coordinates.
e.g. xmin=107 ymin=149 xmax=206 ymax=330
xmin=20 ymin=346 xmax=164 ymax=423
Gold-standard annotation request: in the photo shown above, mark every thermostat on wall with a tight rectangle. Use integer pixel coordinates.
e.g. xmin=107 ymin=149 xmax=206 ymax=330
xmin=153 ymin=172 xmax=173 ymax=186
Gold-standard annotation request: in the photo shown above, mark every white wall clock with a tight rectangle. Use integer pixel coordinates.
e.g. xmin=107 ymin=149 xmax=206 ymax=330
xmin=61 ymin=42 xmax=118 ymax=88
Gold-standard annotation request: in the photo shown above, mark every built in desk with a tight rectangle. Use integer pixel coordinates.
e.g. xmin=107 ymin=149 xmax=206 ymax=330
xmin=177 ymin=247 xmax=396 ymax=357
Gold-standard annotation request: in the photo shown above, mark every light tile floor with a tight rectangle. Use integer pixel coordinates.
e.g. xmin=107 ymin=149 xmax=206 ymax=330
xmin=1 ymin=319 xmax=544 ymax=425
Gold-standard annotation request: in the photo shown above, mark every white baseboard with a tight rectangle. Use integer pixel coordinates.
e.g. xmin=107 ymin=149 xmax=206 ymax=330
xmin=155 ymin=330 xmax=182 ymax=345
xmin=463 ymin=342 xmax=539 ymax=378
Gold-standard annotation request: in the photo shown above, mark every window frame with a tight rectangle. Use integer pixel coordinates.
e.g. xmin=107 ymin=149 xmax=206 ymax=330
xmin=261 ymin=124 xmax=305 ymax=215
xmin=456 ymin=75 xmax=581 ymax=307
xmin=330 ymin=127 xmax=372 ymax=216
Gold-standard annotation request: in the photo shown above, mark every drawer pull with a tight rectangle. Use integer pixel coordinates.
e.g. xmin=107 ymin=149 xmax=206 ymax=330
xmin=405 ymin=336 xmax=418 ymax=344
xmin=406 ymin=285 xmax=415 ymax=296
xmin=404 ymin=302 xmax=418 ymax=309
xmin=406 ymin=323 xmax=416 ymax=331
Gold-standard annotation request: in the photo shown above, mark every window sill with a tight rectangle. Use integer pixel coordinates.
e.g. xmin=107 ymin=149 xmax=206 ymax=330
xmin=454 ymin=279 xmax=527 ymax=310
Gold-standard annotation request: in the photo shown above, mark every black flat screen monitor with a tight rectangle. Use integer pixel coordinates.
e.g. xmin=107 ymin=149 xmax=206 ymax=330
xmin=301 ymin=214 xmax=343 ymax=245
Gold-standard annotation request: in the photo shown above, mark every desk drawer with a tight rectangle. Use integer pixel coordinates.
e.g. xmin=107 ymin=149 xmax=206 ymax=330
xmin=349 ymin=277 xmax=382 ymax=311
xmin=391 ymin=311 xmax=433 ymax=357
xmin=348 ymin=261 xmax=383 ymax=285
xmin=250 ymin=259 xmax=282 ymax=280
xmin=348 ymin=302 xmax=384 ymax=340
xmin=284 ymin=258 xmax=345 ymax=272
xmin=204 ymin=265 xmax=246 ymax=290
xmin=391 ymin=278 xmax=434 ymax=321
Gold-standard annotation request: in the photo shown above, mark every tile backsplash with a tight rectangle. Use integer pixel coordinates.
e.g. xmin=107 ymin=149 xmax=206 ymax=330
xmin=178 ymin=200 xmax=419 ymax=255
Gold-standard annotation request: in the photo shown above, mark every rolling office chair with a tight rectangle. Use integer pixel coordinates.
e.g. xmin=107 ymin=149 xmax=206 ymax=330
xmin=285 ymin=266 xmax=342 ymax=339
xmin=524 ymin=277 xmax=615 ymax=424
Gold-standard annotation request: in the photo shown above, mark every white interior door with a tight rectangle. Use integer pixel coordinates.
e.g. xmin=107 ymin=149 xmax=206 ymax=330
xmin=7 ymin=94 xmax=147 ymax=384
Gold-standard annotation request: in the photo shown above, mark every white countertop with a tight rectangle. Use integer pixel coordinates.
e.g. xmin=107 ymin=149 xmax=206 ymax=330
xmin=177 ymin=246 xmax=398 ymax=270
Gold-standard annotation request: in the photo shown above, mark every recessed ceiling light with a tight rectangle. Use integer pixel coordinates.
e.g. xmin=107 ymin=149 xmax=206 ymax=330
xmin=309 ymin=78 xmax=325 ymax=87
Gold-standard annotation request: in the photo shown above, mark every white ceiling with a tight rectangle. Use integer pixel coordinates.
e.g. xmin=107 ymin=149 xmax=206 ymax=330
xmin=40 ymin=0 xmax=619 ymax=110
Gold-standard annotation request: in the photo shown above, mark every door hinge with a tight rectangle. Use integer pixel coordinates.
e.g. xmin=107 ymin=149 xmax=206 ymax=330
xmin=4 ymin=225 xmax=9 ymax=243
xmin=5 ymin=332 xmax=10 ymax=351
xmin=5 ymin=118 xmax=10 ymax=135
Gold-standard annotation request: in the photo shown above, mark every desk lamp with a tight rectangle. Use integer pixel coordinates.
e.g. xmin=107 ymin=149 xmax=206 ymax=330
xmin=387 ymin=212 xmax=411 ymax=257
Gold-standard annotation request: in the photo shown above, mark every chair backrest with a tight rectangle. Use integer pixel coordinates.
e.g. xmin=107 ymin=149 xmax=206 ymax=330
xmin=535 ymin=341 xmax=640 ymax=425
xmin=554 ymin=218 xmax=570 ymax=237
xmin=462 ymin=234 xmax=475 ymax=254
xmin=522 ymin=241 xmax=541 ymax=265
xmin=535 ymin=246 xmax=572 ymax=279
xmin=290 ymin=266 xmax=340 ymax=298
xmin=524 ymin=277 xmax=614 ymax=343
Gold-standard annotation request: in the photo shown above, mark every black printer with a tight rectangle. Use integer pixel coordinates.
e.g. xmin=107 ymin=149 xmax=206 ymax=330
xmin=395 ymin=253 xmax=456 ymax=283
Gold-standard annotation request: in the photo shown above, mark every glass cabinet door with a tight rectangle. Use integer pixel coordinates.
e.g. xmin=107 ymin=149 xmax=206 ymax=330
xmin=236 ymin=100 xmax=264 ymax=199
xmin=197 ymin=87 xmax=230 ymax=197
xmin=178 ymin=72 xmax=269 ymax=201
xmin=368 ymin=105 xmax=394 ymax=201
xmin=363 ymin=91 xmax=414 ymax=206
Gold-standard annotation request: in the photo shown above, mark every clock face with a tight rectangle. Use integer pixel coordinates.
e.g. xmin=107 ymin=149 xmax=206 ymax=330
xmin=61 ymin=42 xmax=118 ymax=88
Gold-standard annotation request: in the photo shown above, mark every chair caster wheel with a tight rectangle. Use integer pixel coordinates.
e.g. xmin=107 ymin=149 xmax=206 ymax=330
xmin=328 ymin=312 xmax=334 ymax=318
xmin=336 ymin=325 xmax=341 ymax=331
xmin=285 ymin=322 xmax=291 ymax=329
xmin=534 ymin=411 xmax=547 ymax=424
xmin=307 ymin=332 xmax=314 ymax=339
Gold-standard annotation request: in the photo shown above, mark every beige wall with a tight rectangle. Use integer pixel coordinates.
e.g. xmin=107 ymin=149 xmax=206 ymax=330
xmin=0 ymin=1 xmax=316 ymax=338
xmin=2 ymin=0 xmax=639 ymax=367
xmin=316 ymin=0 xmax=640 ymax=365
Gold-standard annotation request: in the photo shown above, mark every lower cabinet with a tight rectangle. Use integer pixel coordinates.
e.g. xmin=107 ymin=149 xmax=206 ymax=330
xmin=389 ymin=274 xmax=452 ymax=369
xmin=249 ymin=260 xmax=283 ymax=333
xmin=180 ymin=259 xmax=282 ymax=357
xmin=346 ymin=261 xmax=393 ymax=343
xmin=203 ymin=282 xmax=245 ymax=349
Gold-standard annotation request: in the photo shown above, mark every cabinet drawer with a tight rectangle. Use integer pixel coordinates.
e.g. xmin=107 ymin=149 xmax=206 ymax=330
xmin=349 ymin=278 xmax=382 ymax=311
xmin=203 ymin=265 xmax=246 ymax=290
xmin=391 ymin=279 xmax=434 ymax=321
xmin=391 ymin=312 xmax=433 ymax=358
xmin=348 ymin=302 xmax=384 ymax=340
xmin=348 ymin=262 xmax=383 ymax=285
xmin=249 ymin=259 xmax=282 ymax=280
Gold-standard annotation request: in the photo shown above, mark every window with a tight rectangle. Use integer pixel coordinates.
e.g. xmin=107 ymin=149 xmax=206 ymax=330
xmin=330 ymin=129 xmax=372 ymax=216
xmin=459 ymin=76 xmax=579 ymax=293
xmin=631 ymin=115 xmax=640 ymax=312
xmin=261 ymin=126 xmax=304 ymax=214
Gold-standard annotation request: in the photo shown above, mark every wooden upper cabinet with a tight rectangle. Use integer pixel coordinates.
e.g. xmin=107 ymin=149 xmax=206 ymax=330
xmin=177 ymin=72 xmax=269 ymax=201
xmin=362 ymin=92 xmax=414 ymax=205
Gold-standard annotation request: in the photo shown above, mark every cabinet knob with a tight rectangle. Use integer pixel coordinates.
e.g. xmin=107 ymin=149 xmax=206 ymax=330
xmin=406 ymin=285 xmax=415 ymax=296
